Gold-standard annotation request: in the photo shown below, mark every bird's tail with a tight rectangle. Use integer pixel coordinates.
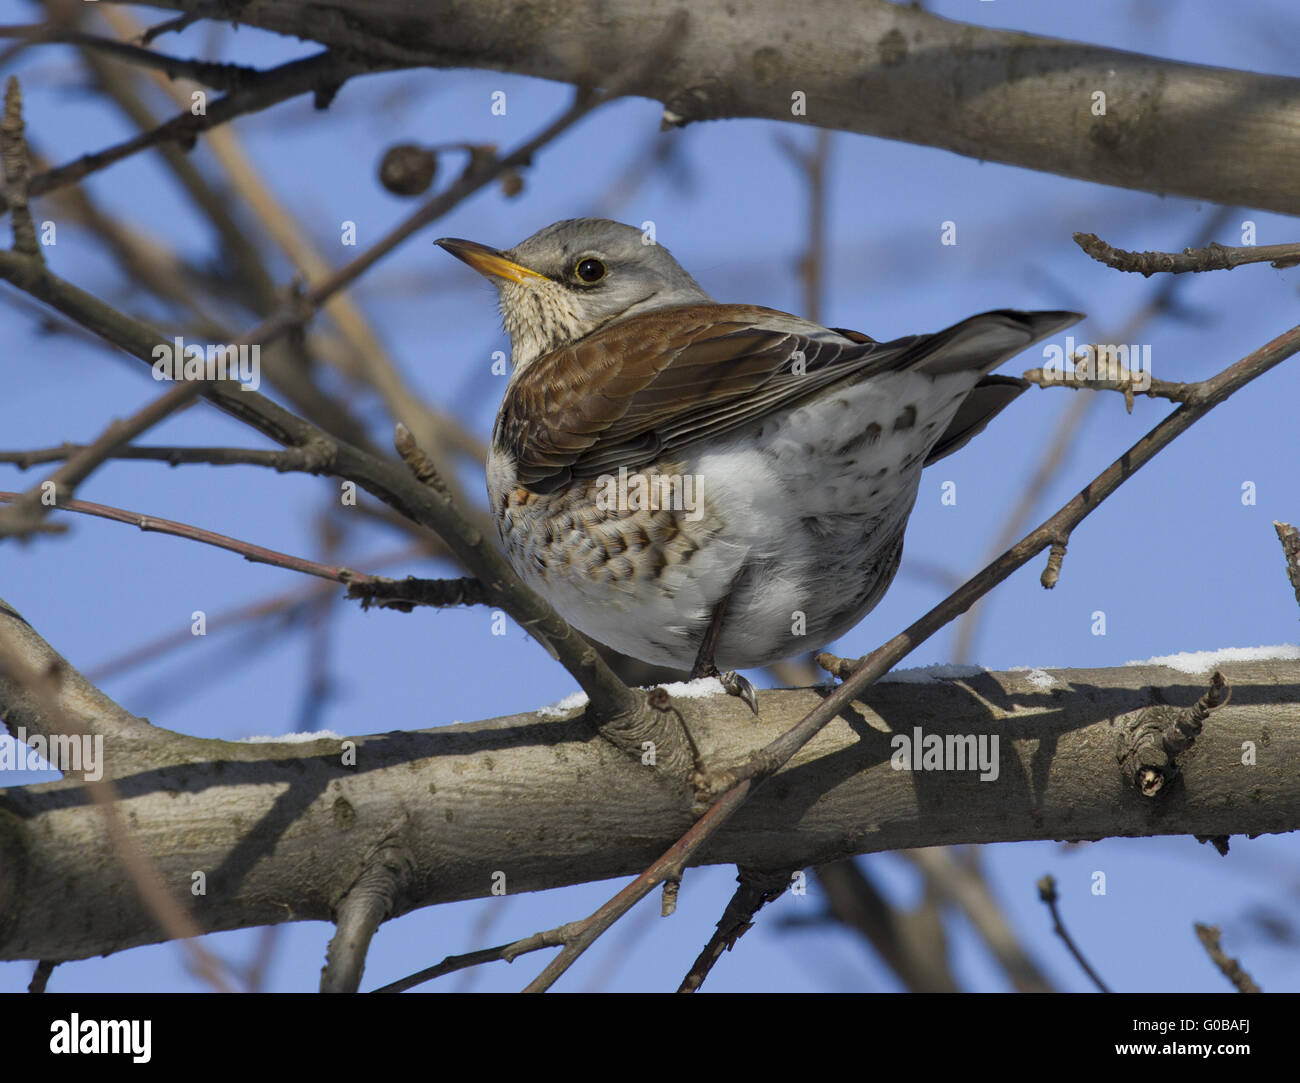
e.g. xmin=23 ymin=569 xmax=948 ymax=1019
xmin=905 ymin=309 xmax=1083 ymax=466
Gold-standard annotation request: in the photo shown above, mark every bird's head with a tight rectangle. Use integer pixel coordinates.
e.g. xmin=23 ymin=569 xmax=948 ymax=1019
xmin=436 ymin=218 xmax=711 ymax=371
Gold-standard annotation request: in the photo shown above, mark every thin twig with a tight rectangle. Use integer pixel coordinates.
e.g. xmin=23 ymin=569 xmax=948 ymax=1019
xmin=0 ymin=490 xmax=385 ymax=586
xmin=0 ymin=442 xmax=327 ymax=470
xmin=1 ymin=76 xmax=40 ymax=259
xmin=678 ymin=868 xmax=790 ymax=992
xmin=8 ymin=51 xmax=382 ymax=207
xmin=1021 ymin=365 xmax=1195 ymax=408
xmin=1075 ymin=232 xmax=1300 ymax=275
xmin=28 ymin=959 xmax=55 ymax=993
xmin=0 ymin=23 xmax=263 ymax=90
xmin=1037 ymin=875 xmax=1110 ymax=992
xmin=1275 ymin=521 xmax=1300 ymax=612
xmin=371 ymin=923 xmax=585 ymax=993
xmin=1194 ymin=923 xmax=1261 ymax=993
xmin=953 ymin=206 xmax=1233 ymax=658
xmin=347 ymin=576 xmax=490 ymax=612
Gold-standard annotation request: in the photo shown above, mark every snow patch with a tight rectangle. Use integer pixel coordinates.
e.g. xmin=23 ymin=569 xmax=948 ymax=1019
xmin=649 ymin=676 xmax=727 ymax=699
xmin=1021 ymin=668 xmax=1059 ymax=691
xmin=879 ymin=663 xmax=987 ymax=684
xmin=536 ymin=691 xmax=590 ymax=718
xmin=239 ymin=730 xmax=344 ymax=743
xmin=1125 ymin=644 xmax=1300 ymax=674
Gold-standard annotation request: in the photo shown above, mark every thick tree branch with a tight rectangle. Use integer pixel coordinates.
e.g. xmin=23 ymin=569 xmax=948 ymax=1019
xmin=133 ymin=0 xmax=1300 ymax=214
xmin=3 ymin=639 xmax=1297 ymax=966
xmin=0 ymin=597 xmax=157 ymax=758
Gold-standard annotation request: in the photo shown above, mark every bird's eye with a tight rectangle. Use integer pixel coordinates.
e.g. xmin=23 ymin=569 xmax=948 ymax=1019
xmin=574 ymin=258 xmax=606 ymax=284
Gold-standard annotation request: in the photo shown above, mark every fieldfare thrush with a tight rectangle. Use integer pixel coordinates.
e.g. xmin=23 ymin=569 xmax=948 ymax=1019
xmin=438 ymin=219 xmax=1081 ymax=707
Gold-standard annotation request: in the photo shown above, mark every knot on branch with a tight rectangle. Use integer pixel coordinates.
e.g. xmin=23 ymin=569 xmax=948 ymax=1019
xmin=1116 ymin=672 xmax=1230 ymax=797
xmin=278 ymin=438 xmax=336 ymax=474
xmin=595 ymin=688 xmax=701 ymax=799
xmin=322 ymin=833 xmax=413 ymax=993
xmin=1041 ymin=540 xmax=1068 ymax=589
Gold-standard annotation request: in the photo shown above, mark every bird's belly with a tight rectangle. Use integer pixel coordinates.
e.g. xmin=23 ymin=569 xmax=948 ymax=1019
xmin=487 ymin=376 xmax=954 ymax=670
xmin=492 ymin=465 xmax=746 ymax=669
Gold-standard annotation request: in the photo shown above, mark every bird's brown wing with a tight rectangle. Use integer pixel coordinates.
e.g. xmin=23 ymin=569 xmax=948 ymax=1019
xmin=497 ymin=303 xmax=1080 ymax=493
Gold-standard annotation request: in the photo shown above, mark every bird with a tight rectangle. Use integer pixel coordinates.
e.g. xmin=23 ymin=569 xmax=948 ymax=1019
xmin=437 ymin=219 xmax=1081 ymax=709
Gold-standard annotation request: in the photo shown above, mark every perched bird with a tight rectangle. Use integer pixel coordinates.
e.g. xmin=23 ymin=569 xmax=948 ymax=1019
xmin=438 ymin=219 xmax=1080 ymax=706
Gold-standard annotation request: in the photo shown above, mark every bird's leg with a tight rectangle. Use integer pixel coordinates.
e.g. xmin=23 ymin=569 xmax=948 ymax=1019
xmin=690 ymin=590 xmax=759 ymax=716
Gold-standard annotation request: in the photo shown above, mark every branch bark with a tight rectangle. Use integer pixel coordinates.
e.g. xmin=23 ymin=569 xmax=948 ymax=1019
xmin=131 ymin=0 xmax=1300 ymax=214
xmin=3 ymin=605 xmax=1297 ymax=964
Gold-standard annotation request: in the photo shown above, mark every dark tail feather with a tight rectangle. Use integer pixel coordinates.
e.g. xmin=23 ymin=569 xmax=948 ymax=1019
xmin=924 ymin=374 xmax=1029 ymax=466
xmin=907 ymin=309 xmax=1083 ymax=377
xmin=904 ymin=310 xmax=1082 ymax=464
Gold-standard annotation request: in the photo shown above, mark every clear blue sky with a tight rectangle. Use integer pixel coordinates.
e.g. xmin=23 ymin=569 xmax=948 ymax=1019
xmin=2 ymin=0 xmax=1298 ymax=992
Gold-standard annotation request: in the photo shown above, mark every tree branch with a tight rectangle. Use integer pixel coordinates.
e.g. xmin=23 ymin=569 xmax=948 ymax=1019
xmin=134 ymin=0 xmax=1300 ymax=215
xmin=3 ymin=620 xmax=1297 ymax=965
xmin=1075 ymin=232 xmax=1300 ymax=276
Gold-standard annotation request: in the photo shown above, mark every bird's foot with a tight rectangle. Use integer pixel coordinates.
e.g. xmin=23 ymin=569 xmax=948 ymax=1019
xmin=719 ymin=670 xmax=759 ymax=716
xmin=689 ymin=589 xmax=757 ymax=715
xmin=689 ymin=663 xmax=759 ymax=717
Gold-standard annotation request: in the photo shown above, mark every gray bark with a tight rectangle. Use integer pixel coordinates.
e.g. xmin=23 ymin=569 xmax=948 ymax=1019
xmin=2 ymin=583 xmax=1297 ymax=961
xmin=128 ymin=0 xmax=1300 ymax=214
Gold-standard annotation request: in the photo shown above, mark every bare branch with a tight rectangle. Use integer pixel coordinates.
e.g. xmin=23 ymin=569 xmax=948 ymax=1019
xmin=1 ymin=77 xmax=39 ymax=259
xmin=1038 ymin=875 xmax=1110 ymax=993
xmin=321 ymin=836 xmax=411 ymax=993
xmin=371 ymin=924 xmax=581 ymax=993
xmin=3 ymin=635 xmax=1298 ymax=965
xmin=7 ymin=50 xmax=383 ymax=206
xmin=132 ymin=0 xmax=1300 ymax=215
xmin=1021 ymin=365 xmax=1196 ymax=409
xmin=952 ymin=205 xmax=1234 ymax=661
xmin=0 ymin=490 xmax=384 ymax=586
xmin=1194 ymin=923 xmax=1261 ymax=994
xmin=1275 ymin=521 xmax=1300 ymax=613
xmin=0 ymin=23 xmax=264 ymax=90
xmin=347 ymin=576 xmax=490 ymax=612
xmin=678 ymin=868 xmax=791 ymax=992
xmin=0 ymin=442 xmax=320 ymax=470
xmin=1075 ymin=232 xmax=1300 ymax=276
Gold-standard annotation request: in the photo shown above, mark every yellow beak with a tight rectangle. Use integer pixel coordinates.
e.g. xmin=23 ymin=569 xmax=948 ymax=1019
xmin=436 ymin=238 xmax=546 ymax=285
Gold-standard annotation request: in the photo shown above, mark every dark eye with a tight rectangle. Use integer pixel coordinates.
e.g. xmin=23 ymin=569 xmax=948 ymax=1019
xmin=575 ymin=258 xmax=606 ymax=283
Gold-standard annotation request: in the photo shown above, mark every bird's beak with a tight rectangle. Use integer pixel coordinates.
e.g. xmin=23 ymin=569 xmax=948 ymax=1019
xmin=435 ymin=238 xmax=545 ymax=285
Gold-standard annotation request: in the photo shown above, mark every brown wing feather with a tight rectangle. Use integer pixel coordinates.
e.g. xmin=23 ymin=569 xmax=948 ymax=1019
xmin=496 ymin=304 xmax=888 ymax=492
xmin=497 ymin=304 xmax=1081 ymax=493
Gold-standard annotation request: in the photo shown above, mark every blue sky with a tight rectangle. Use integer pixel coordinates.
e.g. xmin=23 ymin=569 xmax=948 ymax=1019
xmin=1 ymin=0 xmax=1298 ymax=992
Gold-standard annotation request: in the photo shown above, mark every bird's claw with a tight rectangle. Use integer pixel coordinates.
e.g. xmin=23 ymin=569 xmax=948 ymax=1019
xmin=718 ymin=670 xmax=759 ymax=716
